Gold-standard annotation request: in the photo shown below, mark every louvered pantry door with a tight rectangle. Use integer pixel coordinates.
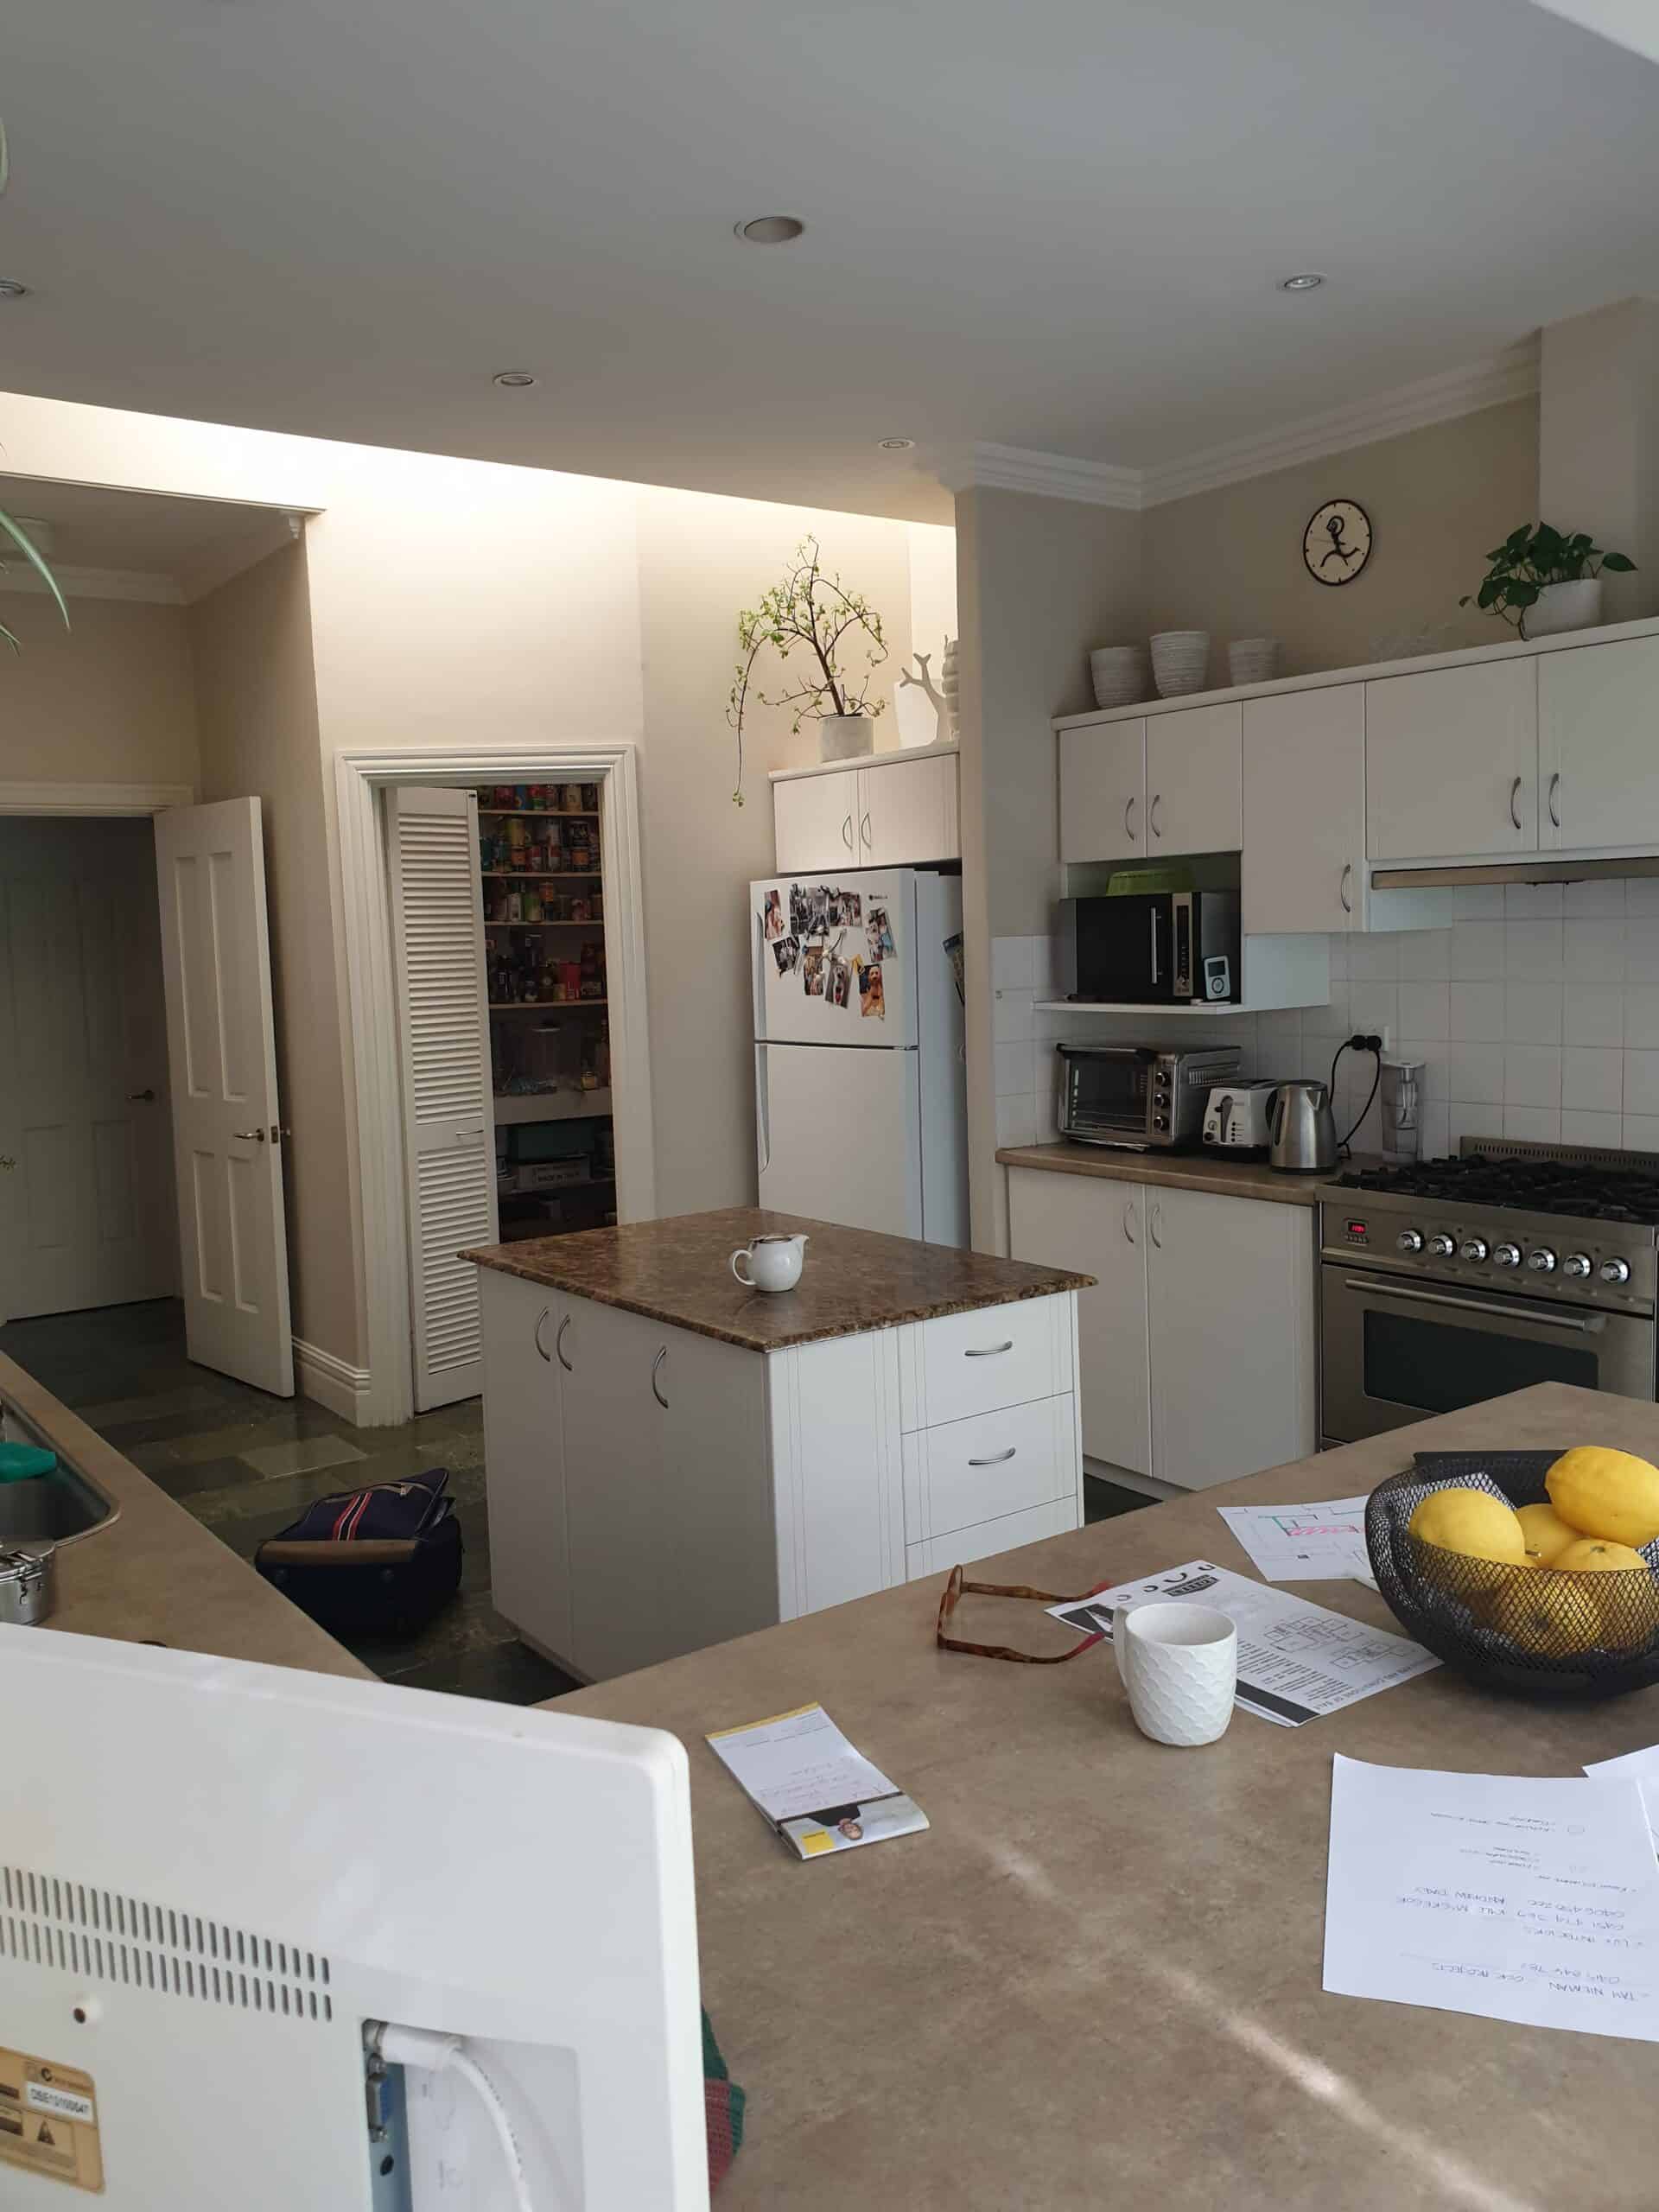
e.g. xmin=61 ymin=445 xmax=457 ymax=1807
xmin=387 ymin=786 xmax=499 ymax=1409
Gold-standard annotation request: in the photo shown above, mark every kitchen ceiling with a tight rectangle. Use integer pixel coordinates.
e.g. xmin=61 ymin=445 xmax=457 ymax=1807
xmin=0 ymin=474 xmax=299 ymax=591
xmin=0 ymin=0 xmax=1655 ymax=524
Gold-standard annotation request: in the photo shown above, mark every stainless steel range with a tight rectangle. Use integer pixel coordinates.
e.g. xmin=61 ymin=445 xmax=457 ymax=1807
xmin=1318 ymin=1138 xmax=1659 ymax=1445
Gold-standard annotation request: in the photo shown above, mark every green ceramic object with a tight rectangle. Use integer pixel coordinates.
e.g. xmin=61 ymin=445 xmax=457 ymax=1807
xmin=0 ymin=1442 xmax=57 ymax=1483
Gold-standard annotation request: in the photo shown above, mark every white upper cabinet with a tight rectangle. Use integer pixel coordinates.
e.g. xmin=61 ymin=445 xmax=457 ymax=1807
xmin=860 ymin=753 xmax=958 ymax=867
xmin=1242 ymin=686 xmax=1365 ymax=934
xmin=1058 ymin=719 xmax=1145 ymax=863
xmin=1145 ymin=702 xmax=1242 ymax=856
xmin=774 ymin=767 xmax=859 ymax=873
xmin=1365 ymin=659 xmax=1537 ymax=861
xmin=1539 ymin=635 xmax=1659 ymax=852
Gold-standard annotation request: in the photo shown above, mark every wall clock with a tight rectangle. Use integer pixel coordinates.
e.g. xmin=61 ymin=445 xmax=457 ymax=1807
xmin=1303 ymin=499 xmax=1373 ymax=587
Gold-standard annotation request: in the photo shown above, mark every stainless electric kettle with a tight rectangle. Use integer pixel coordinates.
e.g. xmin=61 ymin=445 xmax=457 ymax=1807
xmin=1267 ymin=1080 xmax=1338 ymax=1173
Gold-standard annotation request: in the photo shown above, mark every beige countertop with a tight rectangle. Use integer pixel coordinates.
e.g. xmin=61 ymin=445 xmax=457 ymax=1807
xmin=464 ymin=1206 xmax=1093 ymax=1351
xmin=997 ymin=1138 xmax=1355 ymax=1207
xmin=556 ymin=1383 xmax=1659 ymax=2211
xmin=1 ymin=1351 xmax=368 ymax=1678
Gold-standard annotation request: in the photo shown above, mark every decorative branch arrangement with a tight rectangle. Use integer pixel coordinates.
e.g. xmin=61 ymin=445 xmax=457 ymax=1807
xmin=727 ymin=537 xmax=887 ymax=805
xmin=1462 ymin=522 xmax=1635 ymax=639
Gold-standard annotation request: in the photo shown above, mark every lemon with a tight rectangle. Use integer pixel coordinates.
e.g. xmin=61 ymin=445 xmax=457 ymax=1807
xmin=1555 ymin=1536 xmax=1651 ymax=1574
xmin=1487 ymin=1572 xmax=1605 ymax=1656
xmin=1553 ymin=1539 xmax=1659 ymax=1653
xmin=1546 ymin=1446 xmax=1659 ymax=1548
xmin=1516 ymin=1502 xmax=1579 ymax=1567
xmin=1408 ymin=1488 xmax=1527 ymax=1567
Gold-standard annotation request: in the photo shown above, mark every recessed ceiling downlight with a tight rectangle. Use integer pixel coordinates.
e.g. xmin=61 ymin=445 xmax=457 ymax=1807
xmin=0 ymin=279 xmax=29 ymax=301
xmin=877 ymin=437 xmax=915 ymax=452
xmin=735 ymin=216 xmax=804 ymax=245
xmin=1279 ymin=272 xmax=1325 ymax=292
xmin=492 ymin=370 xmax=537 ymax=389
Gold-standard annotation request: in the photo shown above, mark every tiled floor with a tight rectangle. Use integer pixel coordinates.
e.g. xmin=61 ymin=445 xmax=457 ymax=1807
xmin=0 ymin=1298 xmax=578 ymax=1706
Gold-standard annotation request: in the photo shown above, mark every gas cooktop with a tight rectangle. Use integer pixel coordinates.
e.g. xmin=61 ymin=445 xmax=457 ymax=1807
xmin=1334 ymin=1153 xmax=1659 ymax=1226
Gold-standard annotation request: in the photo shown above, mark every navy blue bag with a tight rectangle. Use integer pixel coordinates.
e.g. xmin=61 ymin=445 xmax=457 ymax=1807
xmin=254 ymin=1466 xmax=462 ymax=1638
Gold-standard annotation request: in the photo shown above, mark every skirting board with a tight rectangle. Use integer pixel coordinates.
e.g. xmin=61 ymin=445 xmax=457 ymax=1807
xmin=293 ymin=1338 xmax=374 ymax=1427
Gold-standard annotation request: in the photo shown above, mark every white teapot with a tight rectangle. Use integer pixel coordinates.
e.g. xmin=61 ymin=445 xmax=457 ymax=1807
xmin=730 ymin=1232 xmax=809 ymax=1294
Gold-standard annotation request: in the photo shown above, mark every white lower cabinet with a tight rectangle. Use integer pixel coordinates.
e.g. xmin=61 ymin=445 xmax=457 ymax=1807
xmin=1007 ymin=1169 xmax=1315 ymax=1491
xmin=481 ymin=1272 xmax=1082 ymax=1678
xmin=905 ymin=1499 xmax=1077 ymax=1581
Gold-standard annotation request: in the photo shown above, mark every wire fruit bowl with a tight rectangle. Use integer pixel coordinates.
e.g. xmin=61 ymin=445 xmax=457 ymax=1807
xmin=1366 ymin=1451 xmax=1659 ymax=1701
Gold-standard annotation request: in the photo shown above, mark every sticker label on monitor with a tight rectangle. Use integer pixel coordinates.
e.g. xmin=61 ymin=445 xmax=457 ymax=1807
xmin=0 ymin=2050 xmax=103 ymax=2192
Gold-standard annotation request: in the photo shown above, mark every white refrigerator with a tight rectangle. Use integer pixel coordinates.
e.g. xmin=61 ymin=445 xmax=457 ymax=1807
xmin=751 ymin=867 xmax=968 ymax=1246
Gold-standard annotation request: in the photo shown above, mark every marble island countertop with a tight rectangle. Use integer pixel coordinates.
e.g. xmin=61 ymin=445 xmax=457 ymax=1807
xmin=463 ymin=1207 xmax=1094 ymax=1351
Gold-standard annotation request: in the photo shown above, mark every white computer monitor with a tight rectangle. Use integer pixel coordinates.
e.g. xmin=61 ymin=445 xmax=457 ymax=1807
xmin=0 ymin=1624 xmax=709 ymax=2210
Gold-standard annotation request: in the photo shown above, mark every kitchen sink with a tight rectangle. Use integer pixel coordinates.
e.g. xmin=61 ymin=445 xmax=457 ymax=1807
xmin=0 ymin=1463 xmax=112 ymax=1546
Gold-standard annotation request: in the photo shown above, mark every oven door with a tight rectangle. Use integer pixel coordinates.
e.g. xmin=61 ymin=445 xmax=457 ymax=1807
xmin=1321 ymin=1265 xmax=1655 ymax=1445
xmin=1058 ymin=1046 xmax=1156 ymax=1147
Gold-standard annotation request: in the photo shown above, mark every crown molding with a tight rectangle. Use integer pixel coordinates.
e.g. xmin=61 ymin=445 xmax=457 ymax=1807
xmin=0 ymin=562 xmax=184 ymax=605
xmin=938 ymin=441 xmax=1143 ymax=510
xmin=939 ymin=339 xmax=1541 ymax=515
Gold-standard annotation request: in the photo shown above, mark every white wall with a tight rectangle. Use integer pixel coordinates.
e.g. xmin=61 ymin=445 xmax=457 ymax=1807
xmin=0 ymin=591 xmax=200 ymax=790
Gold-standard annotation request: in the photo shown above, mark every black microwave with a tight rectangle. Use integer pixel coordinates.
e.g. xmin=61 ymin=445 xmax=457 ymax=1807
xmin=1058 ymin=891 xmax=1241 ymax=1005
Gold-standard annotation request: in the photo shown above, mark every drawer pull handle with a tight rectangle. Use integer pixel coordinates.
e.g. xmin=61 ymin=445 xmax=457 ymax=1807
xmin=963 ymin=1340 xmax=1014 ymax=1358
xmin=968 ymin=1446 xmax=1018 ymax=1467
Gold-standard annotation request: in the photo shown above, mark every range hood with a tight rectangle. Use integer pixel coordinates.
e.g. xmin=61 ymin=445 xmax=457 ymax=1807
xmin=1370 ymin=855 xmax=1659 ymax=890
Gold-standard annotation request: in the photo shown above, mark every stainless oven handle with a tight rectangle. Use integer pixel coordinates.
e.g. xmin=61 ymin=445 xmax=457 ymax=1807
xmin=1149 ymin=904 xmax=1160 ymax=986
xmin=1344 ymin=1276 xmax=1605 ymax=1333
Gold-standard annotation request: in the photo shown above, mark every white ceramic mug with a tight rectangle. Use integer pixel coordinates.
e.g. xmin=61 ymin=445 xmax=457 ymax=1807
xmin=730 ymin=1233 xmax=809 ymax=1294
xmin=1113 ymin=1600 xmax=1237 ymax=1747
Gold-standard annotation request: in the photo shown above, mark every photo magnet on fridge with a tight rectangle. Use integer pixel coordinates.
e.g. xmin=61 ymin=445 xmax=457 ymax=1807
xmin=944 ymin=931 xmax=965 ymax=1005
xmin=772 ymin=934 xmax=800 ymax=976
xmin=860 ymin=962 xmax=886 ymax=1020
xmin=807 ymin=886 xmax=830 ymax=936
xmin=789 ymin=883 xmax=808 ymax=936
xmin=829 ymin=956 xmax=851 ymax=1009
xmin=802 ymin=945 xmax=826 ymax=997
xmin=867 ymin=906 xmax=895 ymax=959
xmin=762 ymin=888 xmax=785 ymax=942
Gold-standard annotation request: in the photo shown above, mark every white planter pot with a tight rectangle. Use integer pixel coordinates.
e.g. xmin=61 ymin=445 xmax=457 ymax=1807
xmin=1226 ymin=637 xmax=1280 ymax=687
xmin=818 ymin=715 xmax=875 ymax=762
xmin=1149 ymin=630 xmax=1211 ymax=698
xmin=1526 ymin=577 xmax=1603 ymax=639
xmin=1090 ymin=645 xmax=1150 ymax=709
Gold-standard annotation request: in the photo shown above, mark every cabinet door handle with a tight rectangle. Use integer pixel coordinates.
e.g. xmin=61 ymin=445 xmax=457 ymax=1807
xmin=963 ymin=1340 xmax=1014 ymax=1357
xmin=860 ymin=810 xmax=873 ymax=852
xmin=1122 ymin=1198 xmax=1137 ymax=1245
xmin=1123 ymin=794 xmax=1138 ymax=842
xmin=1548 ymin=772 xmax=1561 ymax=830
xmin=1148 ymin=792 xmax=1163 ymax=839
xmin=1509 ymin=775 xmax=1522 ymax=832
xmin=842 ymin=814 xmax=854 ymax=851
xmin=555 ymin=1313 xmax=573 ymax=1371
xmin=652 ymin=1346 xmax=669 ymax=1408
xmin=1147 ymin=1203 xmax=1163 ymax=1249
xmin=533 ymin=1306 xmax=551 ymax=1363
xmin=1339 ymin=861 xmax=1353 ymax=915
xmin=968 ymin=1446 xmax=1018 ymax=1467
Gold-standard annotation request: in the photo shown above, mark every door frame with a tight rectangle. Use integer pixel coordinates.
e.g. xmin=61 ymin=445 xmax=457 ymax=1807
xmin=334 ymin=742 xmax=654 ymax=1429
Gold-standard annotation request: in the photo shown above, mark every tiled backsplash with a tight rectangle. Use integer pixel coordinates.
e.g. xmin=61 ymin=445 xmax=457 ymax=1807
xmin=994 ymin=876 xmax=1659 ymax=1163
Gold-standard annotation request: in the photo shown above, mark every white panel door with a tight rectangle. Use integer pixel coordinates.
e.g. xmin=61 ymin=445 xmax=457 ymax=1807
xmin=1365 ymin=659 xmax=1538 ymax=860
xmin=1007 ymin=1168 xmax=1151 ymax=1477
xmin=154 ymin=798 xmax=293 ymax=1395
xmin=859 ymin=753 xmax=959 ymax=865
xmin=0 ymin=819 xmax=177 ymax=1320
xmin=1538 ymin=636 xmax=1659 ymax=850
xmin=752 ymin=872 xmax=917 ymax=1046
xmin=1147 ymin=1185 xmax=1315 ymax=1489
xmin=1058 ymin=721 xmax=1145 ymax=863
xmin=1242 ymin=687 xmax=1366 ymax=934
xmin=773 ymin=769 xmax=859 ymax=873
xmin=1145 ymin=702 xmax=1243 ymax=855
xmin=758 ymin=1041 xmax=922 ymax=1239
xmin=388 ymin=786 xmax=498 ymax=1411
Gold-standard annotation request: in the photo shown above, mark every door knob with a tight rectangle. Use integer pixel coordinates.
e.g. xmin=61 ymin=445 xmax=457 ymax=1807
xmin=127 ymin=1089 xmax=156 ymax=1103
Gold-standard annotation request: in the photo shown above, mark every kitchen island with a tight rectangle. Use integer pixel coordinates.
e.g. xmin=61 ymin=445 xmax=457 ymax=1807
xmin=464 ymin=1207 xmax=1091 ymax=1681
xmin=556 ymin=1382 xmax=1659 ymax=2211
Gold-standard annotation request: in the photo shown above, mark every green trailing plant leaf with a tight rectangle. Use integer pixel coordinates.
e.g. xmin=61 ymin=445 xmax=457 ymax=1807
xmin=726 ymin=535 xmax=887 ymax=804
xmin=1462 ymin=519 xmax=1636 ymax=639
xmin=0 ymin=505 xmax=70 ymax=631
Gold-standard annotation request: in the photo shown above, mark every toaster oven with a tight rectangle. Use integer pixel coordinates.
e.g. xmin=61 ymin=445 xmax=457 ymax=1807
xmin=1057 ymin=1044 xmax=1243 ymax=1151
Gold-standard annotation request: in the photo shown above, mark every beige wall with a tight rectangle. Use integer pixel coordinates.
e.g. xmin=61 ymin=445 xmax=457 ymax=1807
xmin=188 ymin=542 xmax=359 ymax=1366
xmin=1143 ymin=397 xmax=1540 ymax=679
xmin=0 ymin=592 xmax=200 ymax=789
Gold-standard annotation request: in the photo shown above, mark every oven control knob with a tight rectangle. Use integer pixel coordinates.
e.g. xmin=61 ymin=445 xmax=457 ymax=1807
xmin=1459 ymin=1238 xmax=1490 ymax=1264
xmin=1527 ymin=1247 xmax=1558 ymax=1273
xmin=1491 ymin=1243 xmax=1522 ymax=1269
xmin=1425 ymin=1233 xmax=1456 ymax=1258
xmin=1600 ymin=1256 xmax=1632 ymax=1286
xmin=1395 ymin=1229 xmax=1423 ymax=1254
xmin=1561 ymin=1252 xmax=1593 ymax=1280
xmin=1153 ymin=1114 xmax=1168 ymax=1130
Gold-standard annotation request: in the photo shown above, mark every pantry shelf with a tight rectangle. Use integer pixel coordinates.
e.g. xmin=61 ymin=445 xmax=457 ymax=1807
xmin=481 ymin=871 xmax=603 ymax=882
xmin=480 ymin=809 xmax=601 ymax=823
xmin=488 ymin=999 xmax=608 ymax=1014
xmin=493 ymin=1088 xmax=613 ymax=1127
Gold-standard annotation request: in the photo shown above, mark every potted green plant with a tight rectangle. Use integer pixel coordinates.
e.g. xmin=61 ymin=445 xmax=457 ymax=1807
xmin=1461 ymin=523 xmax=1636 ymax=641
xmin=727 ymin=537 xmax=887 ymax=804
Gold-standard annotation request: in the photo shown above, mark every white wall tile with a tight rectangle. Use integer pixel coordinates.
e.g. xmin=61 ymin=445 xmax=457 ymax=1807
xmin=1348 ymin=933 xmax=1401 ymax=981
xmin=1503 ymin=982 xmax=1563 ymax=1045
xmin=1453 ymin=885 xmax=1506 ymax=918
xmin=1624 ymin=1114 xmax=1659 ymax=1151
xmin=993 ymin=988 xmax=1034 ymax=1044
xmin=992 ymin=936 xmax=1034 ymax=989
xmin=1561 ymin=1109 xmax=1623 ymax=1147
xmin=995 ymin=1039 xmax=1031 ymax=1096
xmin=1416 ymin=1101 xmax=1450 ymax=1159
xmin=1452 ymin=920 xmax=1505 ymax=979
xmin=1625 ymin=917 xmax=1659 ymax=976
xmin=1562 ymin=1048 xmax=1624 ymax=1115
xmin=1448 ymin=1042 xmax=1505 ymax=1103
xmin=1624 ymin=988 xmax=1659 ymax=1050
xmin=1447 ymin=1103 xmax=1496 ymax=1151
xmin=1029 ymin=936 xmax=1058 ymax=996
xmin=1396 ymin=981 xmax=1450 ymax=1041
xmin=1503 ymin=920 xmax=1564 ymax=982
xmin=995 ymin=1093 xmax=1037 ymax=1147
xmin=1030 ymin=1039 xmax=1061 ymax=1101
xmin=1326 ymin=933 xmax=1349 ymax=981
xmin=1398 ymin=930 xmax=1452 ymax=981
xmin=1626 ymin=880 xmax=1659 ymax=917
xmin=1564 ymin=919 xmax=1626 ymax=982
xmin=1348 ymin=982 xmax=1397 ymax=1039
xmin=1565 ymin=879 xmax=1627 ymax=918
xmin=1503 ymin=1045 xmax=1562 ymax=1108
xmin=1625 ymin=1052 xmax=1659 ymax=1116
xmin=1565 ymin=984 xmax=1626 ymax=1047
xmin=1450 ymin=981 xmax=1504 ymax=1041
xmin=1503 ymin=1105 xmax=1560 ymax=1141
xmin=1505 ymin=882 xmax=1564 ymax=918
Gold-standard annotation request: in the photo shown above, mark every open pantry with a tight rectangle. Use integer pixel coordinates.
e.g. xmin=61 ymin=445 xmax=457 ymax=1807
xmin=475 ymin=779 xmax=616 ymax=1243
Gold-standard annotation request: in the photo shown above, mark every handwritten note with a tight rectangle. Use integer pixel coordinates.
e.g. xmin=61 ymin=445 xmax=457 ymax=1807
xmin=1324 ymin=1755 xmax=1659 ymax=2041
